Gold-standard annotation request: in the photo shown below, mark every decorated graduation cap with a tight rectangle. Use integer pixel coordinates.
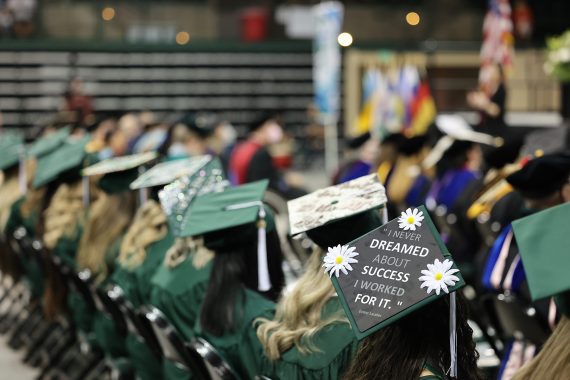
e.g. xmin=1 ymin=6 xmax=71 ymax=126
xmin=179 ymin=180 xmax=273 ymax=291
xmin=26 ymin=127 xmax=71 ymax=158
xmin=512 ymin=202 xmax=570 ymax=317
xmin=32 ymin=135 xmax=91 ymax=189
xmin=158 ymin=157 xmax=229 ymax=236
xmin=422 ymin=115 xmax=503 ymax=169
xmin=82 ymin=152 xmax=157 ymax=195
xmin=328 ymin=205 xmax=465 ymax=376
xmin=288 ymin=174 xmax=388 ymax=248
xmin=130 ymin=155 xmax=212 ymax=190
xmin=506 ymin=151 xmax=570 ymax=199
xmin=519 ymin=126 xmax=570 ymax=158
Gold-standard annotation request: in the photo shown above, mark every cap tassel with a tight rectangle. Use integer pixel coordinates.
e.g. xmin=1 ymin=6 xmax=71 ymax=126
xmin=449 ymin=291 xmax=458 ymax=378
xmin=225 ymin=201 xmax=272 ymax=292
xmin=82 ymin=176 xmax=90 ymax=207
xmin=18 ymin=148 xmax=27 ymax=195
xmin=257 ymin=206 xmax=271 ymax=292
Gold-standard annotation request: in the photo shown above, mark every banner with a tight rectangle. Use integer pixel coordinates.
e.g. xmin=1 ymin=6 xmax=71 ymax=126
xmin=313 ymin=1 xmax=343 ymax=174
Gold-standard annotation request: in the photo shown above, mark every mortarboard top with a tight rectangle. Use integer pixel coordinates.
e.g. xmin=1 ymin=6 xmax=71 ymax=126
xmin=506 ymin=151 xmax=570 ymax=199
xmin=26 ymin=127 xmax=71 ymax=158
xmin=519 ymin=126 xmax=570 ymax=158
xmin=179 ymin=179 xmax=269 ymax=239
xmin=328 ymin=205 xmax=465 ymax=340
xmin=158 ymin=157 xmax=229 ymax=236
xmin=0 ymin=129 xmax=24 ymax=148
xmin=32 ymin=135 xmax=91 ymax=189
xmin=82 ymin=151 xmax=157 ymax=177
xmin=422 ymin=115 xmax=503 ymax=169
xmin=512 ymin=202 xmax=570 ymax=311
xmin=0 ymin=142 xmax=24 ymax=171
xmin=287 ymin=174 xmax=387 ymax=238
xmin=129 ymin=155 xmax=212 ymax=190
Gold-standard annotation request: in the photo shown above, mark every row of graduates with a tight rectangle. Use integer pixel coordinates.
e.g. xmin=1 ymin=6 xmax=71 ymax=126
xmin=0 ymin=124 xmax=487 ymax=380
xmin=336 ymin=115 xmax=570 ymax=379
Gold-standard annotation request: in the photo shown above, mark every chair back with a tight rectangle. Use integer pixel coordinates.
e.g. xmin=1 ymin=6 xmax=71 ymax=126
xmin=187 ymin=338 xmax=237 ymax=380
xmin=492 ymin=294 xmax=549 ymax=346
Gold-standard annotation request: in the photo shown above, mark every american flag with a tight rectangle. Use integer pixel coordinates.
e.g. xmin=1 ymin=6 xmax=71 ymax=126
xmin=479 ymin=0 xmax=515 ymax=90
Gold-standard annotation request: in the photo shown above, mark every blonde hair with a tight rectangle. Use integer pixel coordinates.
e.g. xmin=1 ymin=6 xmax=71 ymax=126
xmin=20 ymin=158 xmax=44 ymax=219
xmin=42 ymin=181 xmax=85 ymax=249
xmin=256 ymin=248 xmax=347 ymax=360
xmin=118 ymin=199 xmax=168 ymax=270
xmin=76 ymin=191 xmax=136 ymax=283
xmin=512 ymin=316 xmax=570 ymax=380
xmin=164 ymin=236 xmax=214 ymax=269
xmin=0 ymin=173 xmax=23 ymax=231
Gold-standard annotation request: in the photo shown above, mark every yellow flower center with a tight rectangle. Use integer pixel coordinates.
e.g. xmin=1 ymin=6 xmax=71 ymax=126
xmin=407 ymin=216 xmax=415 ymax=224
xmin=335 ymin=256 xmax=343 ymax=264
xmin=434 ymin=272 xmax=443 ymax=281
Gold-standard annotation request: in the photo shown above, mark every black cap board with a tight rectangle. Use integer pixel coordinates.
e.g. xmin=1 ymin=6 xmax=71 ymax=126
xmin=329 ymin=205 xmax=465 ymax=340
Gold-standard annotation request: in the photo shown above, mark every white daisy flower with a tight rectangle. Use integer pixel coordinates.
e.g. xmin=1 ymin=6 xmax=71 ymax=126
xmin=398 ymin=208 xmax=424 ymax=231
xmin=419 ymin=258 xmax=460 ymax=295
xmin=323 ymin=244 xmax=359 ymax=278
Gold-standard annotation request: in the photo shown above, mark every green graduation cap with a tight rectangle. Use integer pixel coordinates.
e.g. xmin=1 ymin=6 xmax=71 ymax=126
xmin=32 ymin=135 xmax=91 ymax=189
xmin=0 ymin=129 xmax=24 ymax=148
xmin=26 ymin=127 xmax=71 ymax=158
xmin=327 ymin=205 xmax=465 ymax=340
xmin=129 ymin=155 xmax=213 ymax=190
xmin=179 ymin=180 xmax=273 ymax=291
xmin=512 ymin=202 xmax=570 ymax=316
xmin=82 ymin=152 xmax=158 ymax=195
xmin=0 ymin=142 xmax=24 ymax=171
xmin=158 ymin=157 xmax=229 ymax=237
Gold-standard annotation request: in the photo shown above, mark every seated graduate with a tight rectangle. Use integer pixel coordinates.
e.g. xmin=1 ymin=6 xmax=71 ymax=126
xmin=69 ymin=153 xmax=154 ymax=361
xmin=111 ymin=155 xmax=222 ymax=380
xmin=333 ymin=205 xmax=480 ymax=380
xmin=180 ymin=179 xmax=284 ymax=379
xmin=256 ymin=174 xmax=388 ymax=380
xmin=480 ymin=152 xmax=570 ymax=379
xmin=511 ymin=203 xmax=570 ymax=380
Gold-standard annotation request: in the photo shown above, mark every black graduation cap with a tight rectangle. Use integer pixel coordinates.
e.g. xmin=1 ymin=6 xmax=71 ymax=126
xmin=328 ymin=205 xmax=465 ymax=340
xmin=506 ymin=151 xmax=570 ymax=199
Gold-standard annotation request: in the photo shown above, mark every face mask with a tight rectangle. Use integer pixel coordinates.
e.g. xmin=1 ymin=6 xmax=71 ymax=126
xmin=98 ymin=147 xmax=114 ymax=161
xmin=168 ymin=143 xmax=189 ymax=159
xmin=266 ymin=122 xmax=283 ymax=144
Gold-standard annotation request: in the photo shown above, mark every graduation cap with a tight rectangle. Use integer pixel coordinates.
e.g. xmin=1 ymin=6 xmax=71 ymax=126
xmin=180 ymin=113 xmax=218 ymax=138
xmin=519 ymin=127 xmax=570 ymax=158
xmin=130 ymin=155 xmax=212 ymax=190
xmin=32 ymin=135 xmax=91 ymax=189
xmin=0 ymin=129 xmax=24 ymax=148
xmin=422 ymin=115 xmax=503 ymax=169
xmin=179 ymin=180 xmax=273 ymax=291
xmin=26 ymin=127 xmax=71 ymax=158
xmin=0 ymin=142 xmax=24 ymax=171
xmin=82 ymin=152 xmax=157 ymax=195
xmin=512 ymin=202 xmax=570 ymax=316
xmin=506 ymin=152 xmax=570 ymax=199
xmin=158 ymin=157 xmax=229 ymax=236
xmin=288 ymin=174 xmax=388 ymax=242
xmin=328 ymin=205 xmax=465 ymax=376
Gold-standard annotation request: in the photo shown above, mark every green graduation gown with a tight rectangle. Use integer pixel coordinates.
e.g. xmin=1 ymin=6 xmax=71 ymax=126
xmin=258 ymin=297 xmax=358 ymax=380
xmin=4 ymin=197 xmax=43 ymax=298
xmin=149 ymin=253 xmax=213 ymax=380
xmin=111 ymin=231 xmax=175 ymax=380
xmin=195 ymin=289 xmax=276 ymax=380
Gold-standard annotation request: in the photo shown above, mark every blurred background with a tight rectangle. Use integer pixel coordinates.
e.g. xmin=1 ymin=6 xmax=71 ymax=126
xmin=0 ymin=1 xmax=569 ymax=175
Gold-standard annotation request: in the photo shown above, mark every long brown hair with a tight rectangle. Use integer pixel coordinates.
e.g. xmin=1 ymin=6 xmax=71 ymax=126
xmin=256 ymin=248 xmax=347 ymax=360
xmin=76 ymin=191 xmax=136 ymax=283
xmin=342 ymin=293 xmax=481 ymax=380
xmin=512 ymin=316 xmax=570 ymax=380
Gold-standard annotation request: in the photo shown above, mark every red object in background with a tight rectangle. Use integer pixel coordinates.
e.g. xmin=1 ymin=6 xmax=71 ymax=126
xmin=273 ymin=155 xmax=292 ymax=170
xmin=241 ymin=8 xmax=268 ymax=42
